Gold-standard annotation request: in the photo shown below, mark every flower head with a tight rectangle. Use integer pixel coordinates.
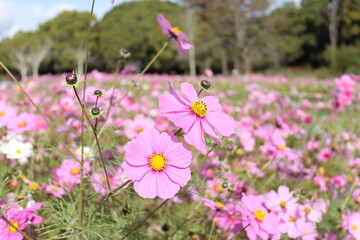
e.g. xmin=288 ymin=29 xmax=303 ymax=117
xmin=122 ymin=128 xmax=192 ymax=199
xmin=158 ymin=81 xmax=236 ymax=153
xmin=157 ymin=14 xmax=194 ymax=56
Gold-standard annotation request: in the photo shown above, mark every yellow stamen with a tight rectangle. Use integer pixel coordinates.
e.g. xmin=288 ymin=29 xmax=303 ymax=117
xmin=172 ymin=27 xmax=182 ymax=34
xmin=317 ymin=167 xmax=325 ymax=175
xmin=50 ymin=187 xmax=58 ymax=192
xmin=29 ymin=182 xmax=40 ymax=191
xmin=9 ymin=222 xmax=19 ymax=233
xmin=305 ymin=207 xmax=311 ymax=215
xmin=38 ymin=121 xmax=44 ymax=126
xmin=280 ymin=202 xmax=286 ymax=208
xmin=254 ymin=210 xmax=266 ymax=221
xmin=149 ymin=153 xmax=167 ymax=171
xmin=278 ymin=145 xmax=286 ymax=151
xmin=215 ymin=186 xmax=223 ymax=193
xmin=215 ymin=202 xmax=224 ymax=208
xmin=190 ymin=100 xmax=207 ymax=118
xmin=303 ymin=230 xmax=308 ymax=234
xmin=71 ymin=168 xmax=80 ymax=175
xmin=289 ymin=216 xmax=295 ymax=222
xmin=0 ymin=111 xmax=5 ymax=115
xmin=18 ymin=122 xmax=26 ymax=127
xmin=136 ymin=127 xmax=144 ymax=133
xmin=15 ymin=149 xmax=21 ymax=154
xmin=352 ymin=225 xmax=358 ymax=231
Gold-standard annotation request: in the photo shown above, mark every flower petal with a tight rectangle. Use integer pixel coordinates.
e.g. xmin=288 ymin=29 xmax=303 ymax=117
xmin=181 ymin=82 xmax=198 ymax=103
xmin=156 ymin=171 xmax=180 ymax=199
xmin=202 ymin=96 xmax=222 ymax=112
xmin=184 ymin=119 xmax=206 ymax=153
xmin=133 ymin=171 xmax=157 ymax=199
xmin=122 ymin=161 xmax=150 ymax=181
xmin=164 ymin=166 xmax=191 ymax=187
xmin=168 ymin=80 xmax=190 ymax=105
xmin=206 ymin=111 xmax=236 ymax=137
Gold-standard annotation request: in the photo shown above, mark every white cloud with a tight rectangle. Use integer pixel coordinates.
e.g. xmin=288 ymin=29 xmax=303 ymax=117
xmin=0 ymin=0 xmax=16 ymax=38
xmin=27 ymin=3 xmax=76 ymax=23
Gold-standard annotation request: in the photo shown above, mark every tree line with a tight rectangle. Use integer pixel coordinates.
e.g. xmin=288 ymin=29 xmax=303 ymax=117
xmin=0 ymin=0 xmax=359 ymax=80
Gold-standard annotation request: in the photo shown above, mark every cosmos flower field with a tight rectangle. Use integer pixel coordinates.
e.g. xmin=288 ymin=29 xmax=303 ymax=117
xmin=1 ymin=11 xmax=360 ymax=240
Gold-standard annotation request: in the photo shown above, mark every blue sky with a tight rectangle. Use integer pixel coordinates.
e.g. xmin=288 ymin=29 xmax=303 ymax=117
xmin=0 ymin=0 xmax=300 ymax=39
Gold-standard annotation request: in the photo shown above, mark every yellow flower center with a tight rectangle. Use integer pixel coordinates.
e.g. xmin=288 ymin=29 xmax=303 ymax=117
xmin=215 ymin=202 xmax=224 ymax=208
xmin=9 ymin=222 xmax=19 ymax=233
xmin=50 ymin=187 xmax=58 ymax=192
xmin=172 ymin=27 xmax=182 ymax=34
xmin=190 ymin=100 xmax=207 ymax=118
xmin=149 ymin=153 xmax=167 ymax=171
xmin=254 ymin=210 xmax=266 ymax=221
xmin=278 ymin=145 xmax=287 ymax=151
xmin=38 ymin=121 xmax=44 ymax=126
xmin=317 ymin=167 xmax=325 ymax=175
xmin=15 ymin=149 xmax=21 ymax=154
xmin=71 ymin=168 xmax=80 ymax=175
xmin=18 ymin=122 xmax=26 ymax=127
xmin=29 ymin=182 xmax=40 ymax=191
xmin=289 ymin=216 xmax=295 ymax=222
xmin=303 ymin=230 xmax=308 ymax=234
xmin=280 ymin=202 xmax=286 ymax=208
xmin=305 ymin=207 xmax=311 ymax=215
xmin=215 ymin=185 xmax=223 ymax=192
xmin=352 ymin=225 xmax=358 ymax=231
xmin=103 ymin=177 xmax=111 ymax=184
xmin=136 ymin=127 xmax=144 ymax=133
xmin=0 ymin=111 xmax=5 ymax=115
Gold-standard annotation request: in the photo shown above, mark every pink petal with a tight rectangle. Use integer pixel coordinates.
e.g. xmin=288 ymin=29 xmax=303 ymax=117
xmin=157 ymin=14 xmax=172 ymax=36
xmin=125 ymin=131 xmax=154 ymax=165
xmin=184 ymin=119 xmax=206 ymax=153
xmin=202 ymin=96 xmax=221 ymax=112
xmin=158 ymin=93 xmax=189 ymax=114
xmin=122 ymin=161 xmax=150 ymax=181
xmin=181 ymin=82 xmax=198 ymax=103
xmin=156 ymin=171 xmax=180 ymax=199
xmin=202 ymin=119 xmax=221 ymax=145
xmin=206 ymin=111 xmax=236 ymax=137
xmin=163 ymin=110 xmax=197 ymax=133
xmin=164 ymin=141 xmax=192 ymax=168
xmin=164 ymin=166 xmax=191 ymax=187
xmin=133 ymin=171 xmax=157 ymax=198
xmin=168 ymin=80 xmax=190 ymax=105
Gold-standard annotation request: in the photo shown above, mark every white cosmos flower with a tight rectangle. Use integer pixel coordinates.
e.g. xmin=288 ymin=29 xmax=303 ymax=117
xmin=75 ymin=146 xmax=94 ymax=159
xmin=1 ymin=137 xmax=33 ymax=165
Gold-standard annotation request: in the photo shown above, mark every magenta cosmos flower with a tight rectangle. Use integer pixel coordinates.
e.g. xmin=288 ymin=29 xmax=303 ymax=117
xmin=122 ymin=128 xmax=192 ymax=199
xmin=158 ymin=81 xmax=236 ymax=153
xmin=157 ymin=14 xmax=194 ymax=56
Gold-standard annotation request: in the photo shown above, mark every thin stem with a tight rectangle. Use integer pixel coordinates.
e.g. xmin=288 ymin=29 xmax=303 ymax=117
xmin=105 ymin=59 xmax=124 ymax=119
xmin=229 ymin=223 xmax=250 ymax=240
xmin=198 ymin=89 xmax=203 ymax=97
xmin=92 ymin=38 xmax=171 ymax=149
xmin=0 ymin=215 xmax=32 ymax=240
xmin=78 ymin=0 xmax=95 ymax=227
xmin=73 ymin=87 xmax=111 ymax=192
xmin=123 ymin=199 xmax=169 ymax=239
xmin=207 ymin=216 xmax=217 ymax=240
xmin=0 ymin=60 xmax=50 ymax=126
xmin=174 ymin=128 xmax=183 ymax=136
xmin=341 ymin=181 xmax=356 ymax=212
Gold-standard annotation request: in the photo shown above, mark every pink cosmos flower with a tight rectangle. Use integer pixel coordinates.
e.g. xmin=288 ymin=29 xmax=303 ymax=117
xmin=158 ymin=81 xmax=236 ymax=153
xmin=157 ymin=14 xmax=194 ymax=56
xmin=7 ymin=112 xmax=37 ymax=134
xmin=318 ymin=148 xmax=333 ymax=162
xmin=266 ymin=186 xmax=298 ymax=221
xmin=0 ymin=101 xmax=17 ymax=127
xmin=0 ymin=203 xmax=42 ymax=240
xmin=44 ymin=184 xmax=66 ymax=198
xmin=55 ymin=159 xmax=91 ymax=188
xmin=241 ymin=194 xmax=280 ymax=240
xmin=123 ymin=114 xmax=155 ymax=139
xmin=342 ymin=211 xmax=360 ymax=240
xmin=91 ymin=167 xmax=126 ymax=196
xmin=122 ymin=128 xmax=192 ymax=199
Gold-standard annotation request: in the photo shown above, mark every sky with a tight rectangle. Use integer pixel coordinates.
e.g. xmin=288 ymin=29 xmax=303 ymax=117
xmin=0 ymin=0 xmax=301 ymax=40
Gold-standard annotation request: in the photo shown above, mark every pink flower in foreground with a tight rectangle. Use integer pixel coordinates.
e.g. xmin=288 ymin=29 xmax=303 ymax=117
xmin=241 ymin=194 xmax=280 ymax=240
xmin=122 ymin=128 xmax=192 ymax=199
xmin=342 ymin=211 xmax=360 ymax=240
xmin=157 ymin=14 xmax=194 ymax=56
xmin=158 ymin=81 xmax=236 ymax=153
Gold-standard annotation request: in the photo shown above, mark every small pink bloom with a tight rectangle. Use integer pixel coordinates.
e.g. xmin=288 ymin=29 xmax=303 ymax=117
xmin=91 ymin=167 xmax=127 ymax=196
xmin=158 ymin=81 xmax=236 ymax=153
xmin=157 ymin=14 xmax=194 ymax=56
xmin=318 ymin=148 xmax=333 ymax=162
xmin=55 ymin=159 xmax=91 ymax=188
xmin=122 ymin=128 xmax=192 ymax=199
xmin=124 ymin=114 xmax=155 ymax=139
xmin=44 ymin=184 xmax=66 ymax=198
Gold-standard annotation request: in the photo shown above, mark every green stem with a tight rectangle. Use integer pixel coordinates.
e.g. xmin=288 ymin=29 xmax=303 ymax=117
xmin=123 ymin=199 xmax=169 ymax=239
xmin=341 ymin=181 xmax=356 ymax=212
xmin=228 ymin=223 xmax=250 ymax=240
xmin=207 ymin=216 xmax=216 ymax=240
xmin=0 ymin=60 xmax=50 ymax=126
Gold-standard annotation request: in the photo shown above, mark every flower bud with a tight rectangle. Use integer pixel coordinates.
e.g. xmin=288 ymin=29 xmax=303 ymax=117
xmin=94 ymin=90 xmax=103 ymax=97
xmin=201 ymin=80 xmax=211 ymax=89
xmin=161 ymin=224 xmax=170 ymax=232
xmin=91 ymin=107 xmax=101 ymax=116
xmin=65 ymin=73 xmax=78 ymax=85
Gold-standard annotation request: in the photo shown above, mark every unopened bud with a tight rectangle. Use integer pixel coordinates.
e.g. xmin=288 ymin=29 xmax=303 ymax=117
xmin=65 ymin=73 xmax=78 ymax=85
xmin=91 ymin=107 xmax=101 ymax=116
xmin=94 ymin=90 xmax=103 ymax=97
xmin=201 ymin=80 xmax=211 ymax=89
